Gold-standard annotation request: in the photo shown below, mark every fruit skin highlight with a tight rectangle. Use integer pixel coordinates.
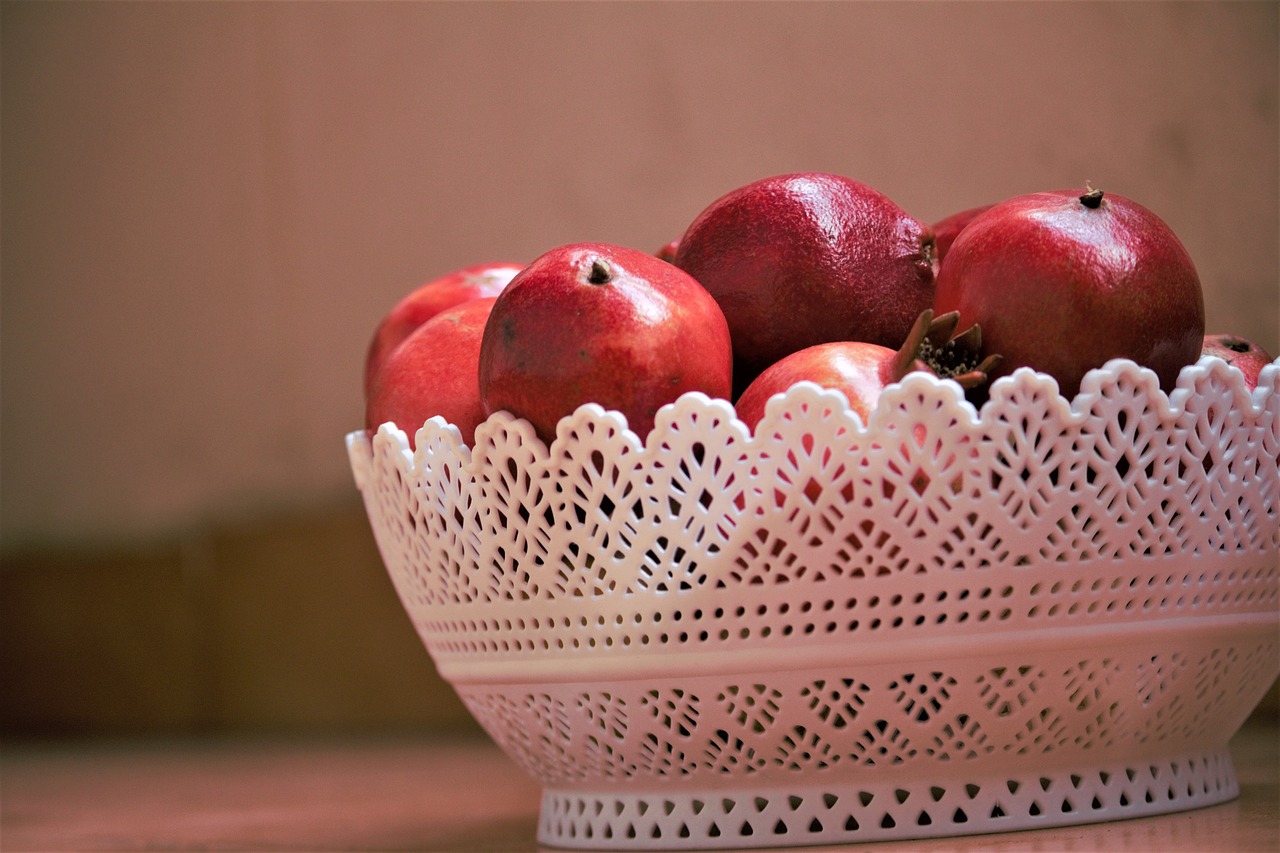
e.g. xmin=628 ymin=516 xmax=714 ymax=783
xmin=365 ymin=297 xmax=499 ymax=448
xmin=672 ymin=172 xmax=937 ymax=393
xmin=364 ymin=261 xmax=522 ymax=396
xmin=934 ymin=187 xmax=1205 ymax=398
xmin=478 ymin=242 xmax=733 ymax=444
xmin=1201 ymin=333 xmax=1274 ymax=390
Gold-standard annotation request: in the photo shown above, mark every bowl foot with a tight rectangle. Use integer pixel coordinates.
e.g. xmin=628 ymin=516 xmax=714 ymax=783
xmin=537 ymin=745 xmax=1237 ymax=849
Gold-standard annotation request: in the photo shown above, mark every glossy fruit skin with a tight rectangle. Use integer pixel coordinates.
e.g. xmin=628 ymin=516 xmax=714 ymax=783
xmin=365 ymin=297 xmax=498 ymax=448
xmin=1202 ymin=333 xmax=1274 ymax=390
xmin=932 ymin=204 xmax=993 ymax=263
xmin=672 ymin=173 xmax=936 ymax=389
xmin=934 ymin=189 xmax=1205 ymax=397
xmin=735 ymin=341 xmax=901 ymax=430
xmin=479 ymin=243 xmax=733 ymax=443
xmin=364 ymin=262 xmax=522 ymax=396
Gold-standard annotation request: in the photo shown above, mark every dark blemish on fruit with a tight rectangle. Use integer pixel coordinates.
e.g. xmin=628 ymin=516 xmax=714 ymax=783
xmin=1221 ymin=337 xmax=1251 ymax=353
xmin=1080 ymin=187 xmax=1105 ymax=209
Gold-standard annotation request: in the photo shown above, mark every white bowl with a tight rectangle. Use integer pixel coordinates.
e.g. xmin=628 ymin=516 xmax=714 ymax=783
xmin=348 ymin=356 xmax=1279 ymax=849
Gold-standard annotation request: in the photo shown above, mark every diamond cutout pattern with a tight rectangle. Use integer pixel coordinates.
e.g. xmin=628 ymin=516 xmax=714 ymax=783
xmin=349 ymin=359 xmax=1279 ymax=847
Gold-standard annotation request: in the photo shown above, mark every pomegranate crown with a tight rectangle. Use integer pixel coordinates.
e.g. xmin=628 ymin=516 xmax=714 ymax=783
xmin=892 ymin=309 xmax=1002 ymax=390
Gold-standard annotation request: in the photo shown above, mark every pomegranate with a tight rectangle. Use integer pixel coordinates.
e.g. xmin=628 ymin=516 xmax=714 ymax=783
xmin=735 ymin=310 xmax=998 ymax=430
xmin=672 ymin=172 xmax=937 ymax=393
xmin=364 ymin=261 xmax=522 ymax=396
xmin=1202 ymin=333 xmax=1275 ymax=390
xmin=479 ymin=242 xmax=733 ymax=444
xmin=932 ymin=203 xmax=994 ymax=263
xmin=934 ymin=187 xmax=1205 ymax=397
xmin=365 ymin=297 xmax=498 ymax=448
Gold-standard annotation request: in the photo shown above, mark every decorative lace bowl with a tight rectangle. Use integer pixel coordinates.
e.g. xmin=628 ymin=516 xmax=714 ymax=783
xmin=347 ymin=356 xmax=1279 ymax=850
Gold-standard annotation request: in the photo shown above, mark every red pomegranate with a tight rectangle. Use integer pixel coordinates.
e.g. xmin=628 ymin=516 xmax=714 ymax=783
xmin=672 ymin=172 xmax=937 ymax=393
xmin=735 ymin=310 xmax=999 ymax=430
xmin=932 ymin=203 xmax=994 ymax=263
xmin=934 ymin=187 xmax=1204 ymax=397
xmin=364 ymin=261 xmax=522 ymax=396
xmin=479 ymin=242 xmax=733 ymax=443
xmin=1202 ymin=333 xmax=1274 ymax=390
xmin=365 ymin=297 xmax=498 ymax=448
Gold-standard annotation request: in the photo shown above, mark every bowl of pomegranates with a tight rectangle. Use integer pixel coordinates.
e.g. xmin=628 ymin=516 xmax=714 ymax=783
xmin=349 ymin=175 xmax=1278 ymax=849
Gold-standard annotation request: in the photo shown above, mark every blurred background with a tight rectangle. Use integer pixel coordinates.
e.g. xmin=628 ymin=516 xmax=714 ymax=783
xmin=3 ymin=1 xmax=1276 ymax=737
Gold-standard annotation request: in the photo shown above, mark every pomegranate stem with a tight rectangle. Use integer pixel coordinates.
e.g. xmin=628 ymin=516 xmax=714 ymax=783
xmin=1080 ymin=188 xmax=1105 ymax=209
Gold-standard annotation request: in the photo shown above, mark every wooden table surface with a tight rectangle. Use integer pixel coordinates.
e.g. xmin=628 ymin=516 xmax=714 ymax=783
xmin=4 ymin=719 xmax=1276 ymax=852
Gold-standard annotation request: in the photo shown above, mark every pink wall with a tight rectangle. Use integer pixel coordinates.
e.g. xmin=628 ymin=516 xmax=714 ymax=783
xmin=3 ymin=2 xmax=1277 ymax=546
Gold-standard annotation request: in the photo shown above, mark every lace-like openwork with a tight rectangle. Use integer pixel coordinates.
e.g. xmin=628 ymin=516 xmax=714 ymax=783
xmin=348 ymin=356 xmax=1279 ymax=849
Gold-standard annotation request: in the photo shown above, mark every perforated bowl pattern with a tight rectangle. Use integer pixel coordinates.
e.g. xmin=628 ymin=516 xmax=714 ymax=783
xmin=347 ymin=356 xmax=1279 ymax=849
